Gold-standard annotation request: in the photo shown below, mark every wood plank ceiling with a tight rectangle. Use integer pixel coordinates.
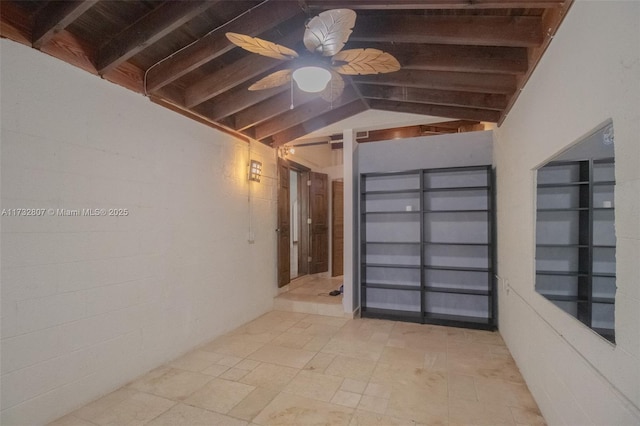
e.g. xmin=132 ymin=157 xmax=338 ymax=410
xmin=0 ymin=0 xmax=572 ymax=147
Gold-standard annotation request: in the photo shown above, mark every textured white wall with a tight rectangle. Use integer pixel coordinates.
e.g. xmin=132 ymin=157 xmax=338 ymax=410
xmin=0 ymin=40 xmax=277 ymax=425
xmin=494 ymin=1 xmax=640 ymax=424
xmin=358 ymin=130 xmax=493 ymax=174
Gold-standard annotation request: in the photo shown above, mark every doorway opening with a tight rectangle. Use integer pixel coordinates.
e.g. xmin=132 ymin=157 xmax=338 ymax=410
xmin=275 ymin=154 xmax=344 ymax=317
xmin=277 ymin=157 xmax=332 ymax=287
xmin=289 ymin=169 xmax=308 ymax=280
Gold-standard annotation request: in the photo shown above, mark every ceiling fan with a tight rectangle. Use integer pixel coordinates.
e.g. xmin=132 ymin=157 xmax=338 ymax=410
xmin=225 ymin=9 xmax=400 ymax=102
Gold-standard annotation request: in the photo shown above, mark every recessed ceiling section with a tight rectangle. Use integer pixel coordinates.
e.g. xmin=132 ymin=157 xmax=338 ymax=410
xmin=0 ymin=0 xmax=573 ymax=146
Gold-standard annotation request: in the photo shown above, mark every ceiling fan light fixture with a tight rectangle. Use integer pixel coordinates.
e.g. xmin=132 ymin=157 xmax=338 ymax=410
xmin=292 ymin=66 xmax=331 ymax=93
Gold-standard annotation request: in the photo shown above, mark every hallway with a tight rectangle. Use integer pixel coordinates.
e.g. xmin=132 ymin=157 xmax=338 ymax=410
xmin=274 ymin=274 xmax=345 ymax=317
xmin=50 ymin=311 xmax=544 ymax=426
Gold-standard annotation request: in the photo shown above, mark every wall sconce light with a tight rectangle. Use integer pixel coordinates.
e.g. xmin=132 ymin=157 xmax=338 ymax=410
xmin=279 ymin=146 xmax=295 ymax=157
xmin=248 ymin=159 xmax=262 ymax=182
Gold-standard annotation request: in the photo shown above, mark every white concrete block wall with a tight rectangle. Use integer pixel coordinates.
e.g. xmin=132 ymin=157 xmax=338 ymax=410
xmin=494 ymin=1 xmax=640 ymax=424
xmin=357 ymin=130 xmax=493 ymax=174
xmin=0 ymin=40 xmax=277 ymax=425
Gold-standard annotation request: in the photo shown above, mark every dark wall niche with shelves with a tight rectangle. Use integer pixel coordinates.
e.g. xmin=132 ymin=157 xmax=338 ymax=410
xmin=360 ymin=165 xmax=496 ymax=330
xmin=535 ymin=121 xmax=616 ymax=343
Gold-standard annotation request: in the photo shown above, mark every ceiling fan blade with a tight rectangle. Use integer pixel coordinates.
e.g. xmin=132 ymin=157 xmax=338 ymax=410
xmin=332 ymin=48 xmax=401 ymax=75
xmin=226 ymin=32 xmax=298 ymax=60
xmin=303 ymin=9 xmax=356 ymax=57
xmin=320 ymin=72 xmax=345 ymax=102
xmin=248 ymin=69 xmax=293 ymax=91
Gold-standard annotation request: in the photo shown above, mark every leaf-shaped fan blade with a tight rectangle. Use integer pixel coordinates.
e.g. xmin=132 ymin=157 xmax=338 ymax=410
xmin=248 ymin=69 xmax=293 ymax=91
xmin=320 ymin=72 xmax=345 ymax=102
xmin=226 ymin=32 xmax=298 ymax=60
xmin=332 ymin=48 xmax=401 ymax=75
xmin=304 ymin=9 xmax=356 ymax=57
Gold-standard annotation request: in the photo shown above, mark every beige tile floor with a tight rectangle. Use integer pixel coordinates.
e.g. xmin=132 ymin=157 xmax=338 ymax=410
xmin=50 ymin=311 xmax=546 ymax=426
xmin=278 ymin=275 xmax=343 ymax=303
xmin=274 ymin=275 xmax=345 ymax=317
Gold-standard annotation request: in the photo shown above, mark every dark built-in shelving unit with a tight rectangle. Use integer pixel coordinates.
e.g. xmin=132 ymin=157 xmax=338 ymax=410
xmin=360 ymin=165 xmax=496 ymax=330
xmin=535 ymin=158 xmax=616 ymax=343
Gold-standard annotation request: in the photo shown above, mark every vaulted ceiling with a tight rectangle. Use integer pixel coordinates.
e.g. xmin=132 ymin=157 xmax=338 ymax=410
xmin=0 ymin=0 xmax=572 ymax=147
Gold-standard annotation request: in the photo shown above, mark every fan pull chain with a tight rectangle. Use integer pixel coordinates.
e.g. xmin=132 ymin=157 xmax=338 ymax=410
xmin=290 ymin=79 xmax=294 ymax=110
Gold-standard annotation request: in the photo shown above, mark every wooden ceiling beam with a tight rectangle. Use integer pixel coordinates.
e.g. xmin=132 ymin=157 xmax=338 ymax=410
xmin=32 ymin=0 xmax=98 ymax=49
xmin=357 ymin=84 xmax=508 ymax=111
xmin=0 ymin=2 xmax=33 ymax=45
xmin=96 ymin=0 xmax=215 ymax=75
xmin=185 ymin=54 xmax=282 ymax=108
xmin=499 ymin=0 xmax=574 ymax=123
xmin=307 ymin=0 xmax=565 ymax=9
xmin=194 ymin=81 xmax=290 ymax=122
xmin=353 ymin=70 xmax=516 ymax=95
xmin=368 ymin=99 xmax=501 ymax=123
xmin=184 ymin=29 xmax=303 ymax=108
xmin=233 ymin=90 xmax=319 ymax=131
xmin=402 ymin=44 xmax=527 ymax=75
xmin=424 ymin=120 xmax=484 ymax=130
xmin=145 ymin=1 xmax=303 ymax=92
xmin=104 ymin=61 xmax=145 ymax=93
xmin=352 ymin=121 xmax=484 ymax=143
xmin=347 ymin=42 xmax=528 ymax=75
xmin=38 ymin=28 xmax=96 ymax=74
xmin=254 ymin=87 xmax=359 ymax=140
xmin=351 ymin=15 xmax=543 ymax=47
xmin=269 ymin=100 xmax=369 ymax=147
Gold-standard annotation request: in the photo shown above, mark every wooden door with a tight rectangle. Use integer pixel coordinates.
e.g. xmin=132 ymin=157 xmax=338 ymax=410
xmin=298 ymin=171 xmax=310 ymax=276
xmin=309 ymin=171 xmax=329 ymax=274
xmin=277 ymin=158 xmax=290 ymax=287
xmin=332 ymin=180 xmax=344 ymax=277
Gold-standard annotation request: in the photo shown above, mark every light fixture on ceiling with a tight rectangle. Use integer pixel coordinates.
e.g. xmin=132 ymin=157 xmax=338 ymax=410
xmin=278 ymin=145 xmax=296 ymax=157
xmin=226 ymin=8 xmax=400 ymax=102
xmin=292 ymin=66 xmax=332 ymax=93
xmin=248 ymin=159 xmax=262 ymax=182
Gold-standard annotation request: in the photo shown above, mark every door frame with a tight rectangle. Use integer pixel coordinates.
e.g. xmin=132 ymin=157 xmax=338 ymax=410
xmin=332 ymin=179 xmax=344 ymax=277
xmin=277 ymin=158 xmax=311 ymax=287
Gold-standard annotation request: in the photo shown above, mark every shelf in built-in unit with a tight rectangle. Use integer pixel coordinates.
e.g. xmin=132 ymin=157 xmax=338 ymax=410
xmin=365 ymin=241 xmax=421 ymax=245
xmin=363 ymin=283 xmax=421 ymax=291
xmin=593 ymin=181 xmax=616 ymax=186
xmin=363 ymin=263 xmax=421 ymax=269
xmin=423 ymin=186 xmax=489 ymax=192
xmin=593 ymin=207 xmax=615 ymax=211
xmin=593 ymin=272 xmax=616 ymax=278
xmin=537 ymin=244 xmax=589 ymax=248
xmin=536 ymin=270 xmax=588 ymax=276
xmin=363 ymin=211 xmax=421 ymax=215
xmin=424 ymin=242 xmax=489 ymax=246
xmin=537 ymin=182 xmax=589 ymax=188
xmin=592 ymin=327 xmax=615 ymax=343
xmin=423 ymin=209 xmax=489 ymax=213
xmin=537 ymin=208 xmax=588 ymax=212
xmin=592 ymin=296 xmax=615 ymax=304
xmin=423 ymin=312 xmax=492 ymax=327
xmin=362 ymin=308 xmax=422 ymax=322
xmin=363 ymin=189 xmax=421 ymax=195
xmin=424 ymin=286 xmax=491 ymax=296
xmin=539 ymin=294 xmax=585 ymax=302
xmin=593 ymin=245 xmax=616 ymax=248
xmin=424 ymin=265 xmax=489 ymax=272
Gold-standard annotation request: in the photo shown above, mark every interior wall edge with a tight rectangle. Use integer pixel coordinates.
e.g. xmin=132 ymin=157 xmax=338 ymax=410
xmin=494 ymin=1 xmax=640 ymax=424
